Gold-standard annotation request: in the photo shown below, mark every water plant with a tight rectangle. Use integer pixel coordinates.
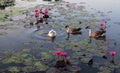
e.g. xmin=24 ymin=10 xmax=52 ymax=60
xmin=99 ymin=23 xmax=105 ymax=27
xmin=109 ymin=51 xmax=116 ymax=64
xmin=8 ymin=66 xmax=20 ymax=73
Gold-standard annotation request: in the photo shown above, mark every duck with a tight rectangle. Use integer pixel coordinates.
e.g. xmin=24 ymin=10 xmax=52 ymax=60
xmin=65 ymin=25 xmax=82 ymax=34
xmin=48 ymin=29 xmax=56 ymax=38
xmin=85 ymin=26 xmax=106 ymax=38
xmin=65 ymin=25 xmax=82 ymax=40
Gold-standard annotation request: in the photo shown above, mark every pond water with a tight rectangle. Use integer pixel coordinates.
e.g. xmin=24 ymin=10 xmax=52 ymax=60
xmin=0 ymin=0 xmax=120 ymax=73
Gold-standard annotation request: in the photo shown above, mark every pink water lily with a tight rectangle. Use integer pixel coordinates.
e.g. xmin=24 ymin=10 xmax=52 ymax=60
xmin=35 ymin=9 xmax=39 ymax=13
xmin=44 ymin=9 xmax=48 ymax=14
xmin=54 ymin=50 xmax=68 ymax=57
xmin=54 ymin=50 xmax=62 ymax=55
xmin=109 ymin=51 xmax=116 ymax=56
xmin=35 ymin=13 xmax=40 ymax=17
xmin=99 ymin=23 xmax=105 ymax=27
xmin=60 ymin=52 xmax=68 ymax=57
xmin=62 ymin=52 xmax=68 ymax=57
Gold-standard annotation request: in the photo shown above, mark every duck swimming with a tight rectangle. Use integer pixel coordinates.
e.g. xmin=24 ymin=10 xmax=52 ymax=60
xmin=85 ymin=26 xmax=106 ymax=38
xmin=48 ymin=29 xmax=56 ymax=38
xmin=65 ymin=25 xmax=82 ymax=40
xmin=65 ymin=25 xmax=82 ymax=34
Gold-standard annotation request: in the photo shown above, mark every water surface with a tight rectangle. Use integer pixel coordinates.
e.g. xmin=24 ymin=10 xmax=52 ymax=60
xmin=0 ymin=0 xmax=120 ymax=73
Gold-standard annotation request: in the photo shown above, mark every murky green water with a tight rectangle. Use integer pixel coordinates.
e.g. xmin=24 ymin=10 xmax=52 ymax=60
xmin=0 ymin=0 xmax=120 ymax=73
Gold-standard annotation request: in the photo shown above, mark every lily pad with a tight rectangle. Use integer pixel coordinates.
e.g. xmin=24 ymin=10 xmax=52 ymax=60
xmin=8 ymin=66 xmax=20 ymax=73
xmin=33 ymin=61 xmax=48 ymax=71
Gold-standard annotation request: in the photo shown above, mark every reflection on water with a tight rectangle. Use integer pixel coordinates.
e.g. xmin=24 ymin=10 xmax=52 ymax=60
xmin=79 ymin=63 xmax=99 ymax=73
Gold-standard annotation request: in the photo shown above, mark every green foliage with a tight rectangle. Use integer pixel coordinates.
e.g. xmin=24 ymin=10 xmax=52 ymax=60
xmin=41 ymin=50 xmax=54 ymax=60
xmin=2 ymin=51 xmax=34 ymax=64
xmin=34 ymin=61 xmax=48 ymax=71
xmin=8 ymin=66 xmax=20 ymax=73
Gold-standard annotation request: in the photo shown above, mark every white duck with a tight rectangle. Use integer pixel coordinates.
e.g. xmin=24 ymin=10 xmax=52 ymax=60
xmin=48 ymin=29 xmax=56 ymax=38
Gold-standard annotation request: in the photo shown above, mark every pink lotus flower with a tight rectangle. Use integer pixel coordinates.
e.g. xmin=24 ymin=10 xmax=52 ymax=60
xmin=44 ymin=9 xmax=48 ymax=14
xmin=35 ymin=9 xmax=39 ymax=13
xmin=109 ymin=51 xmax=116 ymax=56
xmin=60 ymin=52 xmax=68 ymax=57
xmin=35 ymin=13 xmax=40 ymax=17
xmin=99 ymin=23 xmax=105 ymax=27
xmin=54 ymin=50 xmax=62 ymax=55
xmin=40 ymin=8 xmax=43 ymax=14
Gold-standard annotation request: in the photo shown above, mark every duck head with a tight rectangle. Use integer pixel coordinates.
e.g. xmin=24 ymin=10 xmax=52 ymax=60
xmin=65 ymin=25 xmax=69 ymax=28
xmin=85 ymin=26 xmax=91 ymax=29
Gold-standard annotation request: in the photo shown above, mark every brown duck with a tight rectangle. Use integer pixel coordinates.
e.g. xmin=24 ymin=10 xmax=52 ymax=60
xmin=65 ymin=25 xmax=82 ymax=34
xmin=65 ymin=25 xmax=82 ymax=40
xmin=86 ymin=26 xmax=106 ymax=38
